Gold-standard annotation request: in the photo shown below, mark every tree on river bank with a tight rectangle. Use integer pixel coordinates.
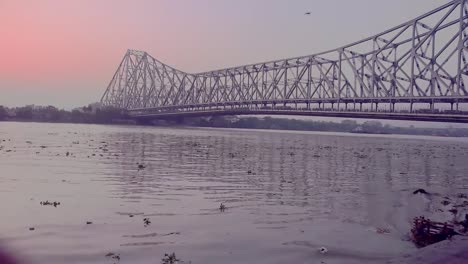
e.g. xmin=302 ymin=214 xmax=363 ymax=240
xmin=1 ymin=105 xmax=128 ymax=124
xmin=0 ymin=106 xmax=7 ymax=120
xmin=185 ymin=116 xmax=468 ymax=137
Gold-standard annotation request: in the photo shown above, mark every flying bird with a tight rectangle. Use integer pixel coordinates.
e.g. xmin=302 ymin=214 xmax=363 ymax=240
xmin=305 ymin=12 xmax=311 ymax=15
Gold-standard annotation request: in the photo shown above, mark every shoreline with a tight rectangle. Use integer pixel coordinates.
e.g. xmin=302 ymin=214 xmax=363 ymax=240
xmin=386 ymin=236 xmax=468 ymax=264
xmin=1 ymin=119 xmax=467 ymax=138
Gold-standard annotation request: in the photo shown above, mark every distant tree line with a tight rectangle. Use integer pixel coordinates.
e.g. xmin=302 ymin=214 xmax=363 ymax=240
xmin=0 ymin=105 xmax=129 ymax=124
xmin=185 ymin=116 xmax=468 ymax=137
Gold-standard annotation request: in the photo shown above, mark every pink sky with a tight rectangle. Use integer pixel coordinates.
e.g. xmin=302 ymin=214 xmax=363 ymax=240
xmin=0 ymin=0 xmax=443 ymax=108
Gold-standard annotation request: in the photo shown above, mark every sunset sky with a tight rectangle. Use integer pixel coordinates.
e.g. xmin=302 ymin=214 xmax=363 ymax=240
xmin=0 ymin=0 xmax=443 ymax=108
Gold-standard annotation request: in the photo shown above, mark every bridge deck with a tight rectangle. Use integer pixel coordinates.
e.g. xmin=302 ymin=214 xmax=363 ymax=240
xmin=130 ymin=109 xmax=468 ymax=123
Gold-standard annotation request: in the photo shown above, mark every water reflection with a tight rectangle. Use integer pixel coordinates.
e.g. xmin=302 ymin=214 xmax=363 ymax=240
xmin=1 ymin=122 xmax=468 ymax=264
xmin=101 ymin=127 xmax=468 ymax=223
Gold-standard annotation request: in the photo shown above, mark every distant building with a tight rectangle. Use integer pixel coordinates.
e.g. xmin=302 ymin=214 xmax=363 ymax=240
xmin=74 ymin=102 xmax=103 ymax=114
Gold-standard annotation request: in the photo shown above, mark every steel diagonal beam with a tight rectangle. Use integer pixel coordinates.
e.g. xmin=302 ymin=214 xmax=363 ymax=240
xmin=312 ymin=60 xmax=335 ymax=98
xmin=124 ymin=53 xmax=146 ymax=109
xmin=246 ymin=68 xmax=262 ymax=100
xmin=266 ymin=66 xmax=286 ymax=100
xmin=231 ymin=70 xmax=247 ymax=102
xmin=342 ymin=51 xmax=369 ymax=97
xmin=286 ymin=64 xmax=308 ymax=99
xmin=194 ymin=76 xmax=207 ymax=104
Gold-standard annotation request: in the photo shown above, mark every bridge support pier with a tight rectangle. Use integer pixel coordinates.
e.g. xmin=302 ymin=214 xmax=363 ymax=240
xmin=410 ymin=102 xmax=413 ymax=113
xmin=345 ymin=103 xmax=348 ymax=111
xmin=451 ymin=102 xmax=454 ymax=111
xmin=331 ymin=103 xmax=334 ymax=111
xmin=360 ymin=103 xmax=362 ymax=111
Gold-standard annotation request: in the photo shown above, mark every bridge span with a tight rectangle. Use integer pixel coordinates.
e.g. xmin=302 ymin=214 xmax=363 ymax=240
xmin=102 ymin=0 xmax=468 ymax=123
xmin=129 ymin=108 xmax=468 ymax=123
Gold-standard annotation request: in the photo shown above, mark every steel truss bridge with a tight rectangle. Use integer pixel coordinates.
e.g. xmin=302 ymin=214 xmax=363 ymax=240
xmin=101 ymin=0 xmax=468 ymax=123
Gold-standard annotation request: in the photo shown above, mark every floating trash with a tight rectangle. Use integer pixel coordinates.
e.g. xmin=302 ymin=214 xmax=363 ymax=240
xmin=318 ymin=247 xmax=328 ymax=254
xmin=105 ymin=252 xmax=120 ymax=262
xmin=411 ymin=216 xmax=458 ymax=247
xmin=376 ymin=227 xmax=391 ymax=234
xmin=162 ymin=253 xmax=179 ymax=264
xmin=40 ymin=201 xmax=60 ymax=207
xmin=413 ymin=189 xmax=429 ymax=195
xmin=143 ymin=218 xmax=151 ymax=226
xmin=219 ymin=203 xmax=226 ymax=212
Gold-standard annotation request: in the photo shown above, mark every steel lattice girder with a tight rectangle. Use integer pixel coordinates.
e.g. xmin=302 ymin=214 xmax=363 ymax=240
xmin=101 ymin=0 xmax=468 ymax=111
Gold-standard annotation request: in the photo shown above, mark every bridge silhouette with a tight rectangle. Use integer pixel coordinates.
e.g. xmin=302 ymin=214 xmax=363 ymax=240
xmin=101 ymin=0 xmax=468 ymax=123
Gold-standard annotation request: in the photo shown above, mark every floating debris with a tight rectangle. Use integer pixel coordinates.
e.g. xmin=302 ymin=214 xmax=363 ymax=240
xmin=410 ymin=216 xmax=458 ymax=247
xmin=319 ymin=247 xmax=328 ymax=254
xmin=376 ymin=227 xmax=391 ymax=234
xmin=219 ymin=203 xmax=226 ymax=212
xmin=66 ymin=152 xmax=70 ymax=157
xmin=29 ymin=227 xmax=35 ymax=231
xmin=162 ymin=253 xmax=179 ymax=264
xmin=459 ymin=214 xmax=468 ymax=232
xmin=40 ymin=201 xmax=60 ymax=207
xmin=86 ymin=221 xmax=93 ymax=225
xmin=105 ymin=252 xmax=120 ymax=262
xmin=143 ymin=218 xmax=151 ymax=226
xmin=441 ymin=200 xmax=451 ymax=206
xmin=138 ymin=164 xmax=146 ymax=170
xmin=413 ymin=189 xmax=429 ymax=195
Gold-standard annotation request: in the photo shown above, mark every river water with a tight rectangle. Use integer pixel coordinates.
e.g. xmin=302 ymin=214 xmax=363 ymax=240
xmin=1 ymin=122 xmax=467 ymax=264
